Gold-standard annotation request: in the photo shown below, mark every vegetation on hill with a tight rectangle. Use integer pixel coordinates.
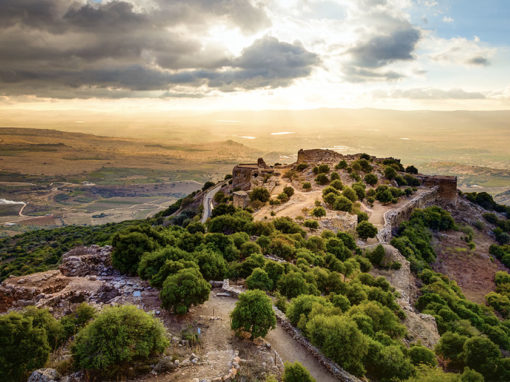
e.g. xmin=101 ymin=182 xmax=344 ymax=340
xmin=0 ymin=220 xmax=142 ymax=281
xmin=3 ymin=154 xmax=510 ymax=381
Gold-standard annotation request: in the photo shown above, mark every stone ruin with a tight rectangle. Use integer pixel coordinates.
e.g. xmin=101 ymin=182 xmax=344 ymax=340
xmin=232 ymin=190 xmax=250 ymax=208
xmin=297 ymin=148 xmax=345 ymax=163
xmin=232 ymin=158 xmax=274 ymax=191
xmin=0 ymin=245 xmax=159 ymax=317
xmin=417 ymin=174 xmax=458 ymax=204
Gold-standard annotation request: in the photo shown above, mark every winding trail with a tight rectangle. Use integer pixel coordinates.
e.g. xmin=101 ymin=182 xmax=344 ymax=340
xmin=266 ymin=326 xmax=338 ymax=382
xmin=201 ymin=183 xmax=223 ymax=223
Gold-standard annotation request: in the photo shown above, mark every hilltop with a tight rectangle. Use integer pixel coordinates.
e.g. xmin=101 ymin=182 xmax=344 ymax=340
xmin=1 ymin=148 xmax=510 ymax=382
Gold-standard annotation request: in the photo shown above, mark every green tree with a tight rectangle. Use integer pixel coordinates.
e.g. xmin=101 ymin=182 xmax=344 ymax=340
xmin=409 ymin=345 xmax=437 ymax=367
xmin=312 ymin=206 xmax=326 ymax=218
xmin=231 ymin=290 xmax=276 ymax=339
xmin=112 ymin=231 xmax=156 ymax=275
xmin=202 ymin=181 xmax=215 ymax=190
xmin=463 ymin=336 xmax=500 ymax=379
xmin=283 ymin=186 xmax=295 ymax=197
xmin=246 ymin=268 xmax=273 ymax=291
xmin=342 ymin=187 xmax=358 ymax=202
xmin=336 ymin=160 xmax=348 ymax=170
xmin=72 ymin=305 xmax=168 ymax=376
xmin=278 ymin=271 xmax=312 ymax=299
xmin=23 ymin=306 xmax=64 ymax=349
xmin=283 ymin=361 xmax=316 ymax=382
xmin=0 ymin=311 xmax=50 ymax=382
xmin=315 ymin=173 xmax=330 ymax=185
xmin=250 ymin=187 xmax=270 ymax=203
xmin=331 ymin=179 xmax=344 ymax=190
xmin=306 ymin=314 xmax=368 ymax=376
xmin=60 ymin=303 xmax=96 ymax=339
xmin=196 ymin=249 xmax=227 ymax=280
xmin=357 ymin=221 xmax=378 ymax=240
xmin=364 ymin=173 xmax=378 ymax=186
xmin=384 ymin=166 xmax=397 ymax=180
xmin=406 ymin=165 xmax=418 ymax=174
xmin=160 ymin=268 xmax=211 ymax=314
xmin=334 ymin=195 xmax=353 ymax=212
xmin=303 ymin=182 xmax=312 ymax=190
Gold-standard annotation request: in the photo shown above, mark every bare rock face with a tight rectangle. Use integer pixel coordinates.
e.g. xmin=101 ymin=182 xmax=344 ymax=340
xmin=59 ymin=245 xmax=113 ymax=277
xmin=27 ymin=368 xmax=61 ymax=382
xmin=319 ymin=212 xmax=357 ymax=234
xmin=370 ymin=244 xmax=440 ymax=349
xmin=0 ymin=245 xmax=158 ymax=317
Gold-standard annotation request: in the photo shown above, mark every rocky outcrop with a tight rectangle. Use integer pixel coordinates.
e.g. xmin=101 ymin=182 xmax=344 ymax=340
xmin=368 ymin=245 xmax=440 ymax=349
xmin=28 ymin=369 xmax=61 ymax=382
xmin=319 ymin=212 xmax=357 ymax=234
xmin=59 ymin=245 xmax=113 ymax=277
xmin=0 ymin=246 xmax=159 ymax=316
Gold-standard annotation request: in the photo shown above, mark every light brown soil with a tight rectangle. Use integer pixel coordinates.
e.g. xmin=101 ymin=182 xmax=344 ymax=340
xmin=432 ymin=230 xmax=507 ymax=304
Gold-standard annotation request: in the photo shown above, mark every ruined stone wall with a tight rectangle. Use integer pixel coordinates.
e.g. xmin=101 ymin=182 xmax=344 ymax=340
xmin=233 ymin=191 xmax=250 ymax=208
xmin=417 ymin=175 xmax=457 ymax=204
xmin=377 ymin=187 xmax=440 ymax=243
xmin=232 ymin=165 xmax=256 ymax=191
xmin=297 ymin=149 xmax=344 ymax=163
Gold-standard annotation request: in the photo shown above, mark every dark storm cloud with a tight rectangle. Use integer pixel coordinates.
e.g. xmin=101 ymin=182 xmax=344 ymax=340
xmin=343 ymin=15 xmax=421 ymax=82
xmin=0 ymin=0 xmax=317 ymax=98
xmin=348 ymin=28 xmax=421 ymax=68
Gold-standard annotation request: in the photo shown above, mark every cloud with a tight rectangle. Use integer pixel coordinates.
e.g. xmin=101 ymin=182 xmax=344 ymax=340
xmin=341 ymin=10 xmax=421 ymax=82
xmin=0 ymin=36 xmax=319 ymax=97
xmin=348 ymin=27 xmax=421 ymax=68
xmin=375 ymin=88 xmax=486 ymax=100
xmin=467 ymin=56 xmax=490 ymax=66
xmin=427 ymin=36 xmax=494 ymax=67
xmin=0 ymin=0 xmax=319 ymax=98
xmin=442 ymin=16 xmax=454 ymax=23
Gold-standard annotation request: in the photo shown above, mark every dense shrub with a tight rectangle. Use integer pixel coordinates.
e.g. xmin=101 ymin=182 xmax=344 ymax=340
xmin=334 ymin=196 xmax=353 ymax=212
xmin=356 ymin=221 xmax=378 ymax=240
xmin=246 ymin=268 xmax=273 ymax=291
xmin=342 ymin=187 xmax=358 ymax=202
xmin=72 ymin=305 xmax=168 ymax=376
xmin=312 ymin=206 xmax=326 ymax=218
xmin=0 ymin=310 xmax=51 ymax=381
xmin=409 ymin=345 xmax=438 ymax=367
xmin=250 ymin=187 xmax=270 ymax=203
xmin=384 ymin=166 xmax=397 ymax=180
xmin=112 ymin=230 xmax=157 ymax=275
xmin=336 ymin=160 xmax=348 ymax=169
xmin=306 ymin=314 xmax=368 ymax=375
xmin=160 ymin=267 xmax=211 ymax=314
xmin=282 ymin=362 xmax=316 ymax=382
xmin=231 ymin=290 xmax=276 ymax=339
xmin=315 ymin=173 xmax=330 ymax=185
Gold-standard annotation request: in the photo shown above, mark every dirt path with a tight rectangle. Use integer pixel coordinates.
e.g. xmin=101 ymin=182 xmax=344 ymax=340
xmin=266 ymin=326 xmax=339 ymax=382
xmin=159 ymin=294 xmax=237 ymax=382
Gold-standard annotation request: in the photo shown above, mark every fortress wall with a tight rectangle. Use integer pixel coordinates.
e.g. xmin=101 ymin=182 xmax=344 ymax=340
xmin=377 ymin=187 xmax=440 ymax=243
xmin=417 ymin=175 xmax=458 ymax=204
xmin=297 ymin=149 xmax=344 ymax=163
xmin=232 ymin=165 xmax=256 ymax=191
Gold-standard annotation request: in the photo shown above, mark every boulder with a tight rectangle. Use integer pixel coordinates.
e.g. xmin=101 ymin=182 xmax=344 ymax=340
xmin=27 ymin=369 xmax=61 ymax=382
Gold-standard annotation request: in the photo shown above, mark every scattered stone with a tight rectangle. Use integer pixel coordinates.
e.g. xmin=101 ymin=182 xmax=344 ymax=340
xmin=28 ymin=368 xmax=61 ymax=382
xmin=152 ymin=356 xmax=177 ymax=373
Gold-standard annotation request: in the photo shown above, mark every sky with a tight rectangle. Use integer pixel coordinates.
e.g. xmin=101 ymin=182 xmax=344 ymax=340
xmin=0 ymin=0 xmax=509 ymax=112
